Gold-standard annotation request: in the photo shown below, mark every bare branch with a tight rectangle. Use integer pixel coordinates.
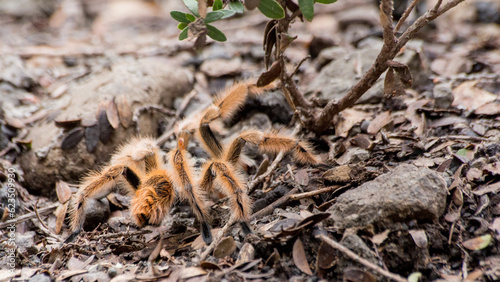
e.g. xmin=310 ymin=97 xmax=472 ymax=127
xmin=394 ymin=0 xmax=421 ymax=33
xmin=304 ymin=0 xmax=465 ymax=133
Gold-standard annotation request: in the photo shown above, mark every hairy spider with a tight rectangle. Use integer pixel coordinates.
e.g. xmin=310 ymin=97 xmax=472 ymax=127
xmin=67 ymin=81 xmax=319 ymax=245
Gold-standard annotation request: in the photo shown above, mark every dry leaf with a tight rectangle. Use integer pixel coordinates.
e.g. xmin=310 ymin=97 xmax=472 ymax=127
xmin=61 ymin=127 xmax=84 ymax=150
xmin=462 ymin=234 xmax=492 ymax=250
xmin=484 ymin=162 xmax=500 ymax=175
xmin=343 ymin=267 xmax=376 ymax=282
xmin=472 ymin=182 xmax=500 ymax=196
xmin=98 ymin=107 xmax=113 ymax=144
xmin=323 ymin=165 xmax=352 ymax=183
xmin=55 ymin=270 xmax=88 ymax=281
xmin=85 ymin=125 xmax=99 ymax=153
xmin=55 ymin=119 xmax=81 ymax=129
xmin=367 ymin=111 xmax=392 ymax=135
xmin=336 ymin=108 xmax=371 ymax=137
xmin=213 ymin=236 xmax=236 ymax=258
xmin=257 ymin=61 xmax=281 ymax=87
xmin=409 ymin=230 xmax=428 ymax=248
xmin=475 ymin=102 xmax=500 ymax=116
xmin=452 ymin=81 xmax=496 ymax=110
xmin=387 ymin=60 xmax=412 ymax=88
xmin=265 ymin=249 xmax=281 ymax=267
xmin=54 ymin=202 xmax=68 ymax=234
xmin=55 ymin=180 xmax=72 ymax=204
xmin=294 ymin=169 xmax=309 ymax=186
xmin=351 ymin=135 xmax=371 ymax=149
xmin=106 ymin=99 xmax=120 ymax=129
xmin=371 ymin=229 xmax=390 ymax=245
xmin=293 ymin=238 xmax=312 ymax=275
xmin=179 ymin=267 xmax=207 ymax=280
xmin=466 ymin=270 xmax=483 ymax=281
xmin=236 ymin=243 xmax=255 ymax=264
xmin=245 ymin=0 xmax=261 ymax=10
xmin=200 ymin=261 xmax=222 ymax=271
xmin=444 ymin=211 xmax=460 ymax=223
xmin=192 ymin=228 xmax=220 ymax=250
xmin=115 ymin=95 xmax=133 ymax=128
xmin=317 ymin=241 xmax=336 ymax=269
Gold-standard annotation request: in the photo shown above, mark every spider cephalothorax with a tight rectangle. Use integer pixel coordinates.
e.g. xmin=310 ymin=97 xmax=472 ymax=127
xmin=67 ymin=81 xmax=319 ymax=245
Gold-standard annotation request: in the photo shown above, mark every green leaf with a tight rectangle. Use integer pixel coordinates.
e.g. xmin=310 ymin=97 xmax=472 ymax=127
xmin=179 ymin=26 xmax=189 ymax=40
xmin=186 ymin=13 xmax=196 ymax=22
xmin=299 ymin=0 xmax=314 ymax=21
xmin=206 ymin=24 xmax=227 ymax=42
xmin=258 ymin=0 xmax=285 ymax=19
xmin=177 ymin=22 xmax=188 ymax=30
xmin=205 ymin=11 xmax=224 ymax=23
xmin=183 ymin=0 xmax=200 ymax=17
xmin=314 ymin=0 xmax=337 ymax=4
xmin=170 ymin=11 xmax=191 ymax=23
xmin=229 ymin=1 xmax=245 ymax=13
xmin=213 ymin=0 xmax=223 ymax=11
xmin=220 ymin=9 xmax=236 ymax=19
xmin=456 ymin=148 xmax=469 ymax=157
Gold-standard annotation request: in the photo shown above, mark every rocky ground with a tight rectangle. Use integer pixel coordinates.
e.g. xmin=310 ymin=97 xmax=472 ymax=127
xmin=0 ymin=0 xmax=499 ymax=281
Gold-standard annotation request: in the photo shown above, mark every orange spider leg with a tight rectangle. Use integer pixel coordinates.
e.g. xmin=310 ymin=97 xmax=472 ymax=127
xmin=130 ymin=169 xmax=175 ymax=227
xmin=200 ymin=161 xmax=253 ymax=235
xmin=225 ymin=129 xmax=320 ymax=165
xmin=169 ymin=132 xmax=213 ymax=244
xmin=67 ymin=164 xmax=142 ymax=242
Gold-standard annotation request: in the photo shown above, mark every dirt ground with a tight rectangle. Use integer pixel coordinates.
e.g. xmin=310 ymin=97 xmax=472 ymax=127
xmin=0 ymin=0 xmax=499 ymax=281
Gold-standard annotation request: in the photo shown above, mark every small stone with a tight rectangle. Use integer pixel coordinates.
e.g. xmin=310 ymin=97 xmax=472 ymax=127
xmin=108 ymin=267 xmax=118 ymax=278
xmin=29 ymin=274 xmax=51 ymax=282
xmin=83 ymin=198 xmax=110 ymax=231
xmin=471 ymin=157 xmax=487 ymax=169
xmin=336 ymin=148 xmax=370 ymax=165
xmin=433 ymin=82 xmax=454 ymax=109
xmin=327 ymin=164 xmax=447 ymax=230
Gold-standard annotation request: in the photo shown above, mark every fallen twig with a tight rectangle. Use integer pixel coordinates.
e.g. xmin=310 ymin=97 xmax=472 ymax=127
xmin=290 ymin=184 xmax=349 ymax=201
xmin=289 ymin=0 xmax=466 ymax=133
xmin=317 ymin=234 xmax=407 ymax=282
xmin=33 ymin=202 xmax=63 ymax=243
xmin=95 ymin=230 xmax=152 ymax=240
xmin=248 ymin=124 xmax=301 ymax=194
xmin=198 ymin=220 xmax=235 ymax=262
xmin=0 ymin=203 xmax=59 ymax=229
xmin=251 ymin=187 xmax=299 ymax=221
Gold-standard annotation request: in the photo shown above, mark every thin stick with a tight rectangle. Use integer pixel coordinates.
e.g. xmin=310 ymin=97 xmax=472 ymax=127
xmin=290 ymin=184 xmax=348 ymax=201
xmin=95 ymin=230 xmax=152 ymax=240
xmin=33 ymin=202 xmax=63 ymax=242
xmin=317 ymin=234 xmax=407 ymax=282
xmin=251 ymin=187 xmax=299 ymax=221
xmin=199 ymin=220 xmax=235 ymax=262
xmin=394 ymin=0 xmax=421 ymax=34
xmin=0 ymin=203 xmax=59 ymax=229
xmin=247 ymin=151 xmax=285 ymax=194
xmin=247 ymin=124 xmax=301 ymax=194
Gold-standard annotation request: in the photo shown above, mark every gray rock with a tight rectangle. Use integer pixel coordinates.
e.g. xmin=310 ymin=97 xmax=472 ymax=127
xmin=29 ymin=274 xmax=52 ymax=282
xmin=327 ymin=164 xmax=447 ymax=230
xmin=16 ymin=231 xmax=36 ymax=255
xmin=19 ymin=58 xmax=193 ymax=196
xmin=341 ymin=234 xmax=378 ymax=264
xmin=70 ymin=271 xmax=109 ymax=282
xmin=83 ymin=198 xmax=110 ymax=231
xmin=336 ymin=148 xmax=370 ymax=165
xmin=432 ymin=82 xmax=454 ymax=108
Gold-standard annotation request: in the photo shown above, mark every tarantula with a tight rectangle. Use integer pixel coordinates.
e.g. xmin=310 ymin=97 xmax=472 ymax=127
xmin=67 ymin=81 xmax=319 ymax=245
